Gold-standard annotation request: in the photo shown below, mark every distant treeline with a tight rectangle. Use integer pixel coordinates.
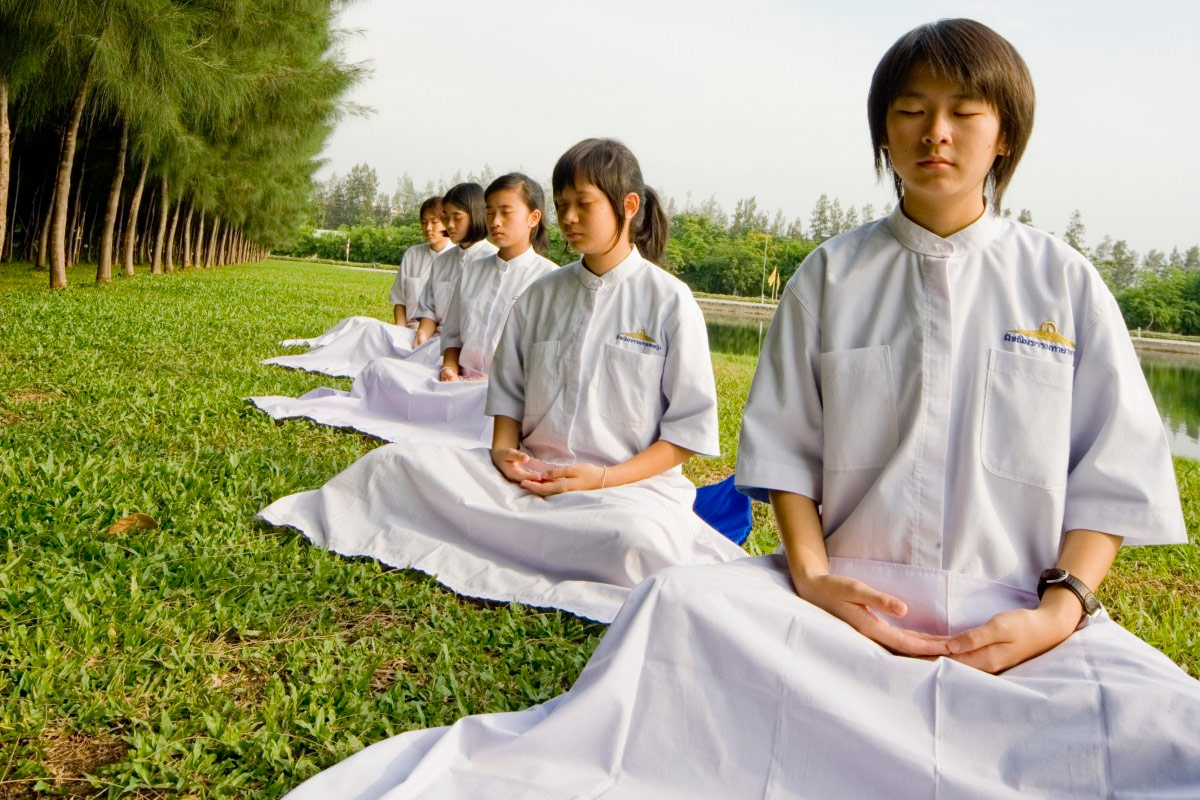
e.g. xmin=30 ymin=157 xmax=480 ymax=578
xmin=290 ymin=164 xmax=1200 ymax=327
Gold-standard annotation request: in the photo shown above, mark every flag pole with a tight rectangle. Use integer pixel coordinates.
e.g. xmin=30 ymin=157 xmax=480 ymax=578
xmin=760 ymin=232 xmax=770 ymax=304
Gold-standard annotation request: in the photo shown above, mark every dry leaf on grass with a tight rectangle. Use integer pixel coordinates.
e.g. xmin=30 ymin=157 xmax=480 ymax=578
xmin=107 ymin=513 xmax=159 ymax=535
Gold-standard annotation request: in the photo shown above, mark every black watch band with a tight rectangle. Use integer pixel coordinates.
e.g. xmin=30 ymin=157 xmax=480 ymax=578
xmin=1037 ymin=568 xmax=1102 ymax=618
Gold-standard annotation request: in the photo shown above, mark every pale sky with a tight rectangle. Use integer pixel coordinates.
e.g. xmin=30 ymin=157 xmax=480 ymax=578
xmin=318 ymin=0 xmax=1200 ymax=256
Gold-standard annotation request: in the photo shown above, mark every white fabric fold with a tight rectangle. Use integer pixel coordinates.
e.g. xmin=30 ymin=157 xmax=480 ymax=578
xmin=266 ymin=316 xmax=440 ymax=378
xmin=251 ymin=357 xmax=492 ymax=448
xmin=259 ymin=444 xmax=746 ymax=624
xmin=282 ymin=556 xmax=1200 ymax=799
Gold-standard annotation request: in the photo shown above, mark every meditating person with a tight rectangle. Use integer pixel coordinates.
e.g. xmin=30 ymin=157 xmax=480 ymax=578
xmin=279 ymin=20 xmax=1200 ymax=799
xmin=260 ymin=138 xmax=745 ymax=627
xmin=252 ymin=173 xmax=556 ymax=448
xmin=389 ymin=196 xmax=452 ymax=327
xmin=411 ymin=182 xmax=498 ymax=348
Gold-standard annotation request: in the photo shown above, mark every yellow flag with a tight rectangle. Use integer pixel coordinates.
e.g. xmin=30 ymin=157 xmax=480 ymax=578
xmin=767 ymin=266 xmax=779 ymax=290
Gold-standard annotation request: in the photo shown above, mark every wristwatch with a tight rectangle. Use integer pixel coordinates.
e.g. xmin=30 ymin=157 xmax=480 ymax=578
xmin=1037 ymin=568 xmax=1102 ymax=618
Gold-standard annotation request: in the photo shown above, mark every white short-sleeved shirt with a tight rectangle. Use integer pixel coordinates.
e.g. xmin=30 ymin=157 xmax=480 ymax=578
xmin=487 ymin=247 xmax=720 ymax=468
xmin=737 ymin=207 xmax=1186 ymax=593
xmin=440 ymin=246 xmax=558 ymax=376
xmin=388 ymin=241 xmax=452 ymax=310
xmin=414 ymin=239 xmax=499 ymax=323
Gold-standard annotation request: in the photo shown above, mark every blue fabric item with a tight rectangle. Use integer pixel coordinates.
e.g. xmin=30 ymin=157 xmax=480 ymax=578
xmin=693 ymin=474 xmax=753 ymax=545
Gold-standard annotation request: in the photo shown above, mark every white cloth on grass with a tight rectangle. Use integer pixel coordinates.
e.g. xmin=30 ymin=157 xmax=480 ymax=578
xmin=281 ymin=556 xmax=1200 ymax=800
xmin=414 ymin=239 xmax=498 ymax=324
xmin=252 ymin=247 xmax=556 ymax=446
xmin=259 ymin=247 xmax=743 ymax=620
xmin=264 ymin=317 xmax=440 ymax=378
xmin=250 ymin=357 xmax=492 ymax=448
xmin=388 ymin=241 xmax=452 ymax=312
xmin=260 ymin=445 xmax=743 ymax=623
xmin=440 ymin=246 xmax=558 ymax=375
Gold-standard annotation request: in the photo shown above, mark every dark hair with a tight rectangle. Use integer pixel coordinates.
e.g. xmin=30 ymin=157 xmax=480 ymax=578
xmin=868 ymin=18 xmax=1035 ymax=211
xmin=485 ymin=173 xmax=549 ymax=255
xmin=551 ymin=138 xmax=668 ymax=264
xmin=418 ymin=196 xmax=443 ymax=219
xmin=441 ymin=183 xmax=488 ymax=245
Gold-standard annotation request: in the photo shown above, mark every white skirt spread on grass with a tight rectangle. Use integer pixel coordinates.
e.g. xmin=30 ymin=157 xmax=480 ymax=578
xmin=264 ymin=316 xmax=440 ymax=378
xmin=251 ymin=357 xmax=493 ymax=449
xmin=259 ymin=444 xmax=746 ymax=624
xmin=282 ymin=554 xmax=1200 ymax=799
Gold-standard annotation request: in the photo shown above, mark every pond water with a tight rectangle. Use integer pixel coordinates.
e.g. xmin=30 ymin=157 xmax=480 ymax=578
xmin=706 ymin=318 xmax=1200 ymax=460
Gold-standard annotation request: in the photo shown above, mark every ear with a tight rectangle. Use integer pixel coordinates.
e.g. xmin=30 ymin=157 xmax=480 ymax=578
xmin=623 ymin=192 xmax=640 ymax=221
xmin=528 ymin=208 xmax=542 ymax=228
xmin=996 ymin=132 xmax=1010 ymax=157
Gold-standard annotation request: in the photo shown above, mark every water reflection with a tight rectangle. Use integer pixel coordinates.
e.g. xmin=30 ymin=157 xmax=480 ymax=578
xmin=706 ymin=318 xmax=1200 ymax=459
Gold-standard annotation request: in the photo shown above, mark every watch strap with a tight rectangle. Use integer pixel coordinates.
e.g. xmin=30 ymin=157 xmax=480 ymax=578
xmin=1038 ymin=568 xmax=1102 ymax=618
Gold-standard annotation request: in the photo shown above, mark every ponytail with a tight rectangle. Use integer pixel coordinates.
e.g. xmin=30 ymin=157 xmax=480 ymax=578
xmin=633 ymin=187 xmax=669 ymax=264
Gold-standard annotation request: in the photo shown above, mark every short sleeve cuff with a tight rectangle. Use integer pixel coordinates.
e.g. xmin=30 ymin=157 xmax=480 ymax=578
xmin=658 ymin=423 xmax=720 ymax=459
xmin=1063 ymin=503 xmax=1188 ymax=546
xmin=485 ymin=397 xmax=524 ymax=421
xmin=734 ymin=456 xmax=823 ymax=503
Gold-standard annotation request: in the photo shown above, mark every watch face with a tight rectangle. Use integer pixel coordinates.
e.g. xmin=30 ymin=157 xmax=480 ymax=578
xmin=1042 ymin=568 xmax=1068 ymax=583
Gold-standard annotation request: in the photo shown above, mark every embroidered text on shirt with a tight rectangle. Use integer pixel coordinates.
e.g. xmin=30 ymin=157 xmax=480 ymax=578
xmin=616 ymin=329 xmax=663 ymax=351
xmin=1004 ymin=322 xmax=1075 ymax=355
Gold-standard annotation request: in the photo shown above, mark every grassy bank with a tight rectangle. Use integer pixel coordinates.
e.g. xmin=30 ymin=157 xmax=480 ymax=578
xmin=0 ymin=260 xmax=1196 ymax=797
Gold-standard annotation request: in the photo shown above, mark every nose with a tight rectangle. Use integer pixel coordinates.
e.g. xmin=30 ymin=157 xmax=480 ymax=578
xmin=922 ymin=110 xmax=952 ymax=144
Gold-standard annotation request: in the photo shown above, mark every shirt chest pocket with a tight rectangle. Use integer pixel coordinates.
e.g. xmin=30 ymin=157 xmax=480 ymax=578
xmin=524 ymin=340 xmax=561 ymax=417
xmin=820 ymin=345 xmax=899 ymax=471
xmin=981 ymin=349 xmax=1073 ymax=490
xmin=431 ymin=281 xmax=453 ymax=318
xmin=598 ymin=343 xmax=666 ymax=427
xmin=401 ymin=277 xmax=424 ymax=308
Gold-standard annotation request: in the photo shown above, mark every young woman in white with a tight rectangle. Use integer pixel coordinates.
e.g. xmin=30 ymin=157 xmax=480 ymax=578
xmin=411 ymin=182 xmax=498 ymax=349
xmin=253 ymin=175 xmax=556 ymax=448
xmin=279 ymin=21 xmax=1199 ymax=800
xmin=260 ymin=139 xmax=745 ymax=626
xmin=389 ymin=196 xmax=452 ymax=327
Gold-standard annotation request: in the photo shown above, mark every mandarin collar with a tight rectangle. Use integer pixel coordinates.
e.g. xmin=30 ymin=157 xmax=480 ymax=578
xmin=496 ymin=246 xmax=538 ymax=273
xmin=463 ymin=239 xmax=490 ymax=255
xmin=575 ymin=247 xmax=643 ymax=291
xmin=887 ymin=203 xmax=1001 ymax=258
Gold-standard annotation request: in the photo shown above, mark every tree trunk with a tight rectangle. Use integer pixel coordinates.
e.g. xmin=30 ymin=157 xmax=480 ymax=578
xmin=122 ymin=158 xmax=147 ymax=276
xmin=96 ymin=120 xmax=127 ymax=283
xmin=151 ymin=176 xmax=168 ymax=274
xmin=50 ymin=86 xmax=88 ymax=287
xmin=37 ymin=180 xmax=55 ymax=268
xmin=180 ymin=200 xmax=194 ymax=268
xmin=165 ymin=198 xmax=181 ymax=272
xmin=218 ymin=224 xmax=229 ymax=266
xmin=194 ymin=212 xmax=206 ymax=268
xmin=206 ymin=216 xmax=221 ymax=268
xmin=0 ymin=78 xmax=10 ymax=259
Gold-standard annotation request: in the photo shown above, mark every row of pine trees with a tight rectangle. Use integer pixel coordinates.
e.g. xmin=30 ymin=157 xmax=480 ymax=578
xmin=0 ymin=0 xmax=360 ymax=289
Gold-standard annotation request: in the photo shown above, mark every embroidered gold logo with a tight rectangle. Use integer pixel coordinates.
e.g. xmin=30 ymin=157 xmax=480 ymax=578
xmin=616 ymin=328 xmax=662 ymax=351
xmin=1004 ymin=322 xmax=1074 ymax=354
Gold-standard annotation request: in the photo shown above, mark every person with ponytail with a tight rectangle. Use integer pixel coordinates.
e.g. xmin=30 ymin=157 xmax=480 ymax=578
xmin=260 ymin=139 xmax=744 ymax=629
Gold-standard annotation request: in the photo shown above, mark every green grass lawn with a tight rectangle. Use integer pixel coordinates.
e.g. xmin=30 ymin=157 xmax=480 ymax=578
xmin=1 ymin=259 xmax=1196 ymax=797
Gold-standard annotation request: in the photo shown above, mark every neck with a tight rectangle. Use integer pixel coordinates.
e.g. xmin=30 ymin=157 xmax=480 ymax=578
xmin=458 ymin=239 xmax=474 ymax=250
xmin=497 ymin=242 xmax=531 ymax=262
xmin=582 ymin=239 xmax=633 ymax=276
xmin=430 ymin=238 xmax=450 ymax=253
xmin=900 ymin=193 xmax=987 ymax=238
